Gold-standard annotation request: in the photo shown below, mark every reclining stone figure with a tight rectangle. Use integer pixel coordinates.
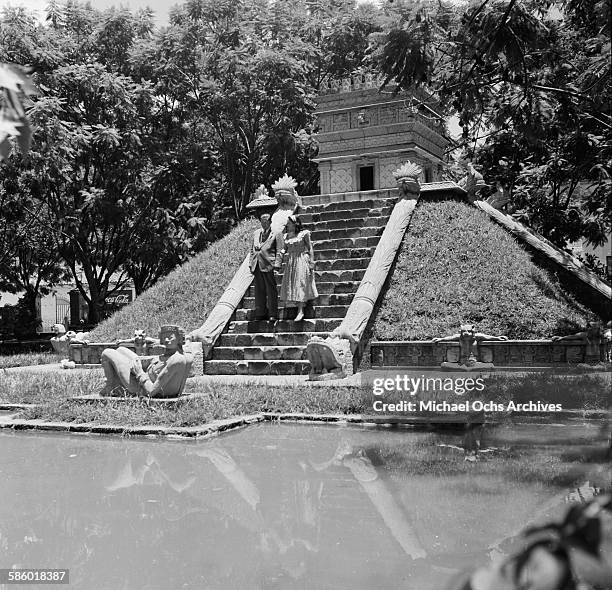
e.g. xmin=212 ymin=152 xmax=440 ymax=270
xmin=432 ymin=324 xmax=508 ymax=371
xmin=306 ymin=329 xmax=357 ymax=380
xmin=100 ymin=325 xmax=192 ymax=398
xmin=552 ymin=321 xmax=608 ymax=366
xmin=115 ymin=329 xmax=159 ymax=356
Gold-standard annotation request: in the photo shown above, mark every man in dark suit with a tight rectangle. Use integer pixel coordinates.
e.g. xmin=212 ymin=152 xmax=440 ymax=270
xmin=249 ymin=214 xmax=283 ymax=321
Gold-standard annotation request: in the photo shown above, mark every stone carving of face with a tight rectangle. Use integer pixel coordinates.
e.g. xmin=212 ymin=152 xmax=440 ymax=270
xmin=460 ymin=324 xmax=475 ymax=339
xmin=134 ymin=329 xmax=146 ymax=343
xmin=158 ymin=328 xmax=183 ymax=352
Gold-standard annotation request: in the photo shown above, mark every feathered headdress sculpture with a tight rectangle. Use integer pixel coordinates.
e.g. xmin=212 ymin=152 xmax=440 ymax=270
xmin=271 ymin=174 xmax=297 ymax=195
xmin=393 ymin=161 xmax=422 ymax=182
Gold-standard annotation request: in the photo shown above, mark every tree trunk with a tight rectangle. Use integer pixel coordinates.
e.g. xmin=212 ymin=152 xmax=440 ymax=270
xmin=86 ymin=288 xmax=107 ymax=325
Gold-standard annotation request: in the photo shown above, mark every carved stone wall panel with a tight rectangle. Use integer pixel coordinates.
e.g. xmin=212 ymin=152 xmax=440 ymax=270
xmin=317 ymin=114 xmax=332 ymax=133
xmin=479 ymin=346 xmax=494 ymax=363
xmin=566 ymin=346 xmax=584 ymax=363
xmin=523 ymin=346 xmax=536 ymax=365
xmin=445 ymin=345 xmax=460 ymax=363
xmin=332 ymin=112 xmax=350 ymax=131
xmin=370 ymin=341 xmax=605 ymax=368
xmin=419 ymin=344 xmax=435 ymax=366
xmin=433 ymin=344 xmax=447 ymax=364
xmin=535 ymin=346 xmax=552 ymax=364
xmin=552 ymin=346 xmax=565 ymax=362
xmin=329 ymin=165 xmax=353 ymax=193
xmin=398 ymin=345 xmax=421 ymax=365
xmin=379 ymin=155 xmax=414 ymax=189
xmin=379 ymin=106 xmax=397 ymax=125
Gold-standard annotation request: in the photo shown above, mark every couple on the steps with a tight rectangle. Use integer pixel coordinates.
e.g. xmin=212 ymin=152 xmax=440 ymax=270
xmin=249 ymin=212 xmax=318 ymax=323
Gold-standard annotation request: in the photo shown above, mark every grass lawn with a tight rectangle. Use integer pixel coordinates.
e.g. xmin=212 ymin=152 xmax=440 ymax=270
xmin=0 ymin=352 xmax=59 ymax=369
xmin=0 ymin=369 xmax=609 ymax=428
xmin=89 ymin=218 xmax=259 ymax=341
xmin=373 ymin=200 xmax=593 ymax=340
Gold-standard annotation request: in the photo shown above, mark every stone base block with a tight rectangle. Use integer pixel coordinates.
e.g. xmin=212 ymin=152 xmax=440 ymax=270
xmin=308 ymin=370 xmax=346 ymax=381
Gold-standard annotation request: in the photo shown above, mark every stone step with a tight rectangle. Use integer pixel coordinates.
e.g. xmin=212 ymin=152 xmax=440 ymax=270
xmin=278 ymin=257 xmax=369 ymax=271
xmin=313 ymin=257 xmax=370 ymax=271
xmin=246 ymin=280 xmax=359 ymax=298
xmin=313 ymin=236 xmax=380 ymax=251
xmin=301 ymin=189 xmax=397 ymax=208
xmin=311 ymin=226 xmax=383 ymax=241
xmin=204 ymin=359 xmax=310 ymax=376
xmin=212 ymin=346 xmax=308 ymax=361
xmin=315 ymin=247 xmax=376 ymax=260
xmin=246 ymin=269 xmax=365 ymax=290
xmin=300 ymin=206 xmax=393 ymax=224
xmin=311 ymin=217 xmax=387 ymax=232
xmin=316 ymin=269 xmax=366 ymax=282
xmin=218 ymin=332 xmax=329 ymax=347
xmin=242 ymin=293 xmax=354 ymax=308
xmin=226 ymin=317 xmax=343 ymax=333
xmin=234 ymin=304 xmax=348 ymax=321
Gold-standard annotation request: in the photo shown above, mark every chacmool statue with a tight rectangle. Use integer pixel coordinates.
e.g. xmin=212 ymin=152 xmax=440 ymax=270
xmin=552 ymin=320 xmax=609 ymax=366
xmin=51 ymin=324 xmax=90 ymax=356
xmin=432 ymin=324 xmax=508 ymax=371
xmin=50 ymin=324 xmax=68 ymax=356
xmin=115 ymin=329 xmax=159 ymax=356
xmin=100 ymin=325 xmax=193 ymax=398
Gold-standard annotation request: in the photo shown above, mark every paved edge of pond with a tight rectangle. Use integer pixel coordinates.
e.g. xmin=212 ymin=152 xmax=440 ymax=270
xmin=0 ymin=407 xmax=608 ymax=438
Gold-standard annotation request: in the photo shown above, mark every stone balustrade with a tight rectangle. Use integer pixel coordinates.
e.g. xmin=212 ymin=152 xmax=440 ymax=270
xmin=69 ymin=342 xmax=165 ymax=364
xmin=371 ymin=340 xmax=611 ymax=368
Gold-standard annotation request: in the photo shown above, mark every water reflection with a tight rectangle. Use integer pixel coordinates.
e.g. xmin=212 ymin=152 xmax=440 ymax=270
xmin=312 ymin=441 xmax=427 ymax=559
xmin=0 ymin=422 xmax=609 ymax=590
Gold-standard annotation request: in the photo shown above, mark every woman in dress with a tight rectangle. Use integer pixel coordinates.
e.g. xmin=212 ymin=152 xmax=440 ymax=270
xmin=280 ymin=215 xmax=318 ymax=322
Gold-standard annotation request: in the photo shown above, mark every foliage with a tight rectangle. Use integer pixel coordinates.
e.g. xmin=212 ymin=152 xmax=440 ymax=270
xmin=89 ymin=218 xmax=258 ymax=341
xmin=371 ymin=0 xmax=612 ymax=248
xmin=373 ymin=201 xmax=592 ymax=340
xmin=0 ymin=4 xmax=210 ymax=320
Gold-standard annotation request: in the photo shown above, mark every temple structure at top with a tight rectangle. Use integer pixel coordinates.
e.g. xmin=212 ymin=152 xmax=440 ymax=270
xmin=314 ymin=73 xmax=451 ymax=194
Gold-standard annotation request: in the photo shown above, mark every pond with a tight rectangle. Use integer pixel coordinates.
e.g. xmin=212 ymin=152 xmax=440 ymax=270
xmin=0 ymin=422 xmax=610 ymax=589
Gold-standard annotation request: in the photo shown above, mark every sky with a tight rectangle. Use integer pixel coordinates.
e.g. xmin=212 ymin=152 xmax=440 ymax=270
xmin=1 ymin=0 xmax=174 ymax=25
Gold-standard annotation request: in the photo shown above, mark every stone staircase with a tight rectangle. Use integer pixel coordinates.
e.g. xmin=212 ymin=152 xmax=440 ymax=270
xmin=204 ymin=195 xmax=396 ymax=375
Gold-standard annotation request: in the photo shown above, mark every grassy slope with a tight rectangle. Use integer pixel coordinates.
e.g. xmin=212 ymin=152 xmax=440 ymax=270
xmin=91 ymin=218 xmax=258 ymax=341
xmin=373 ymin=200 xmax=592 ymax=340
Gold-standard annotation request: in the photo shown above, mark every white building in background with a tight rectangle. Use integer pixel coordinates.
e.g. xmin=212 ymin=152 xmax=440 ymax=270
xmin=0 ymin=282 xmax=135 ymax=333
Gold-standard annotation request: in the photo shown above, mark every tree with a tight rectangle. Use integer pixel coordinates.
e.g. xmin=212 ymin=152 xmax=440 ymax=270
xmin=371 ymin=0 xmax=612 ymax=249
xmin=1 ymin=3 xmax=210 ymax=320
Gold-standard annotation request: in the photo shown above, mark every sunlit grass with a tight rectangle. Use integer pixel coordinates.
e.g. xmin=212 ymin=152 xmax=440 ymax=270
xmin=0 ymin=352 xmax=58 ymax=369
xmin=0 ymin=370 xmax=608 ymax=428
xmin=373 ymin=200 xmax=592 ymax=340
xmin=89 ymin=218 xmax=258 ymax=341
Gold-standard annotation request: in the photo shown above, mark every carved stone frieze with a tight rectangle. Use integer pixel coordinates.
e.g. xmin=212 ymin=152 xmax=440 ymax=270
xmin=370 ymin=340 xmax=612 ymax=368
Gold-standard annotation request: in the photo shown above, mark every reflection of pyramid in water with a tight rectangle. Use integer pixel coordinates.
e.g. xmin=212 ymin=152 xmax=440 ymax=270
xmin=106 ymin=454 xmax=195 ymax=494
